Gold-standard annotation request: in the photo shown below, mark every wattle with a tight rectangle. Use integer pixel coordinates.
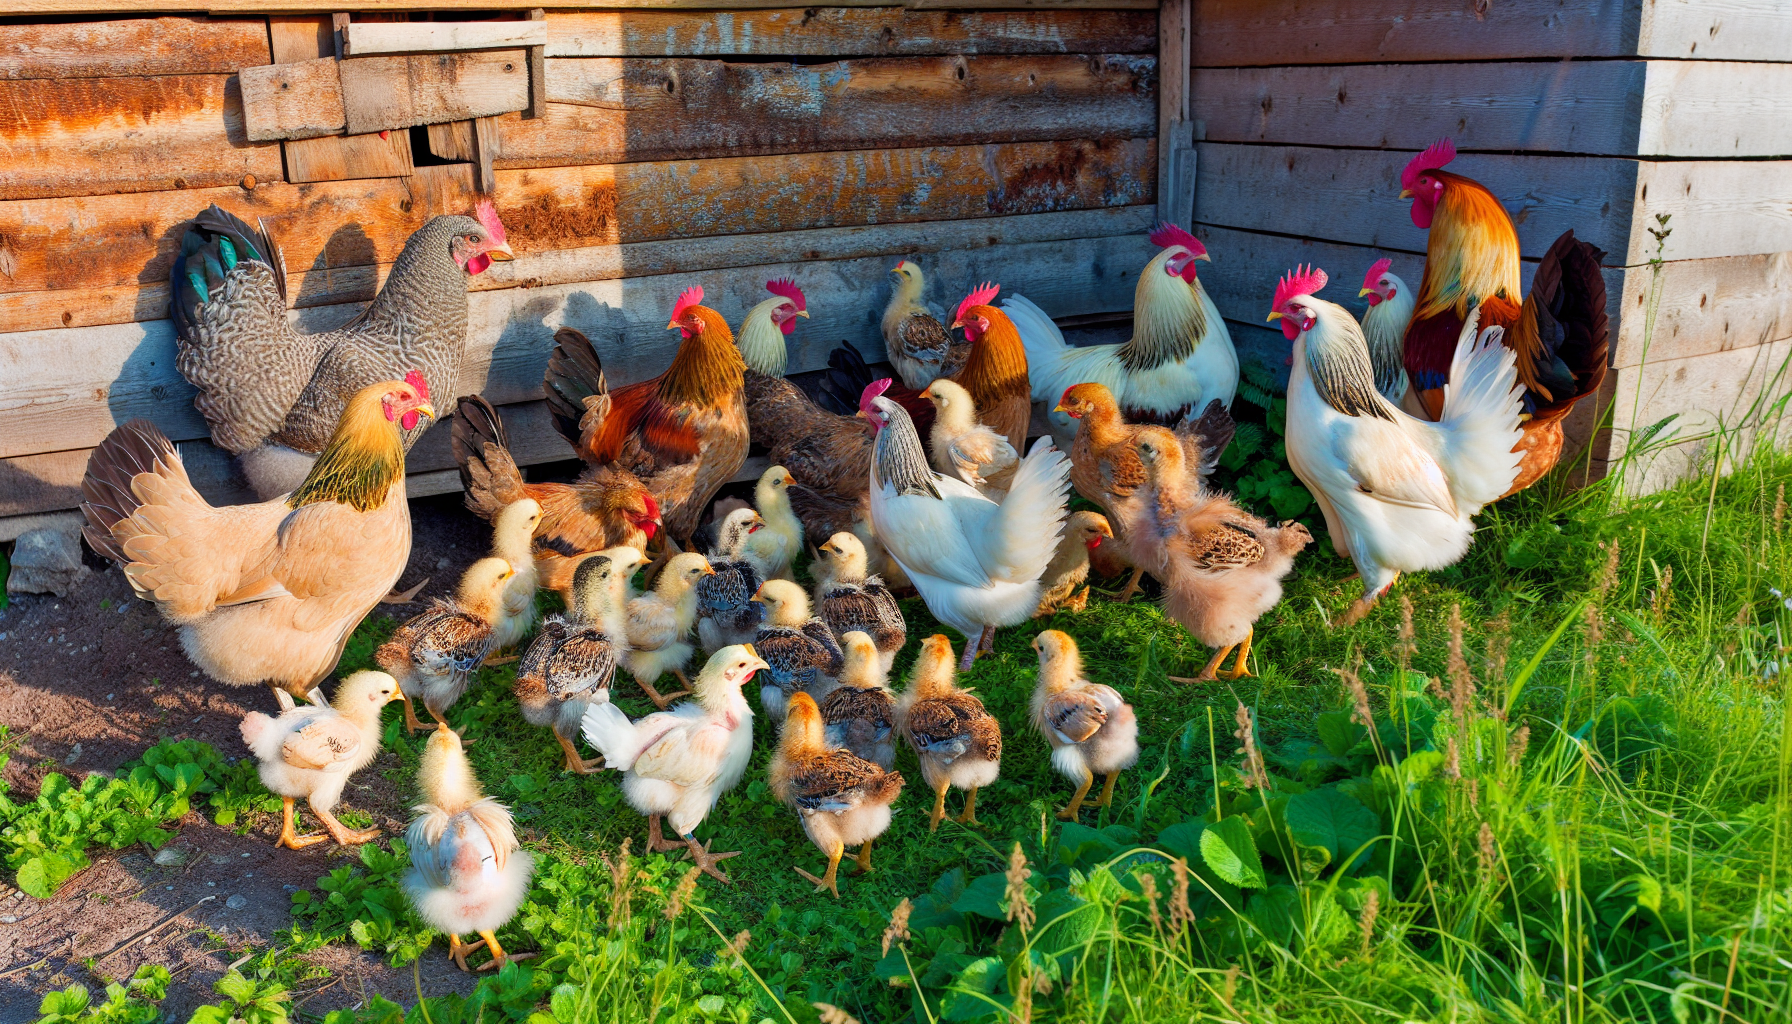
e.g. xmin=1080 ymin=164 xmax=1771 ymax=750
xmin=466 ymin=253 xmax=492 ymax=275
xmin=1366 ymin=294 xmax=1383 ymax=307
xmin=1280 ymin=318 xmax=1300 ymax=341
xmin=401 ymin=410 xmax=420 ymax=430
xmin=1410 ymin=200 xmax=1435 ymax=230
xmin=779 ymin=320 xmax=796 ymax=336
xmin=1179 ymin=265 xmax=1199 ymax=285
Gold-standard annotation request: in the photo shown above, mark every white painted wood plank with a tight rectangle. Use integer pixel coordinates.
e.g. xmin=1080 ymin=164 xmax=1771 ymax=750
xmin=344 ymin=21 xmax=548 ymax=56
xmin=1633 ymin=159 xmax=1792 ymax=263
xmin=1639 ymin=61 xmax=1792 ymax=157
xmin=1639 ymin=0 xmax=1792 ymax=62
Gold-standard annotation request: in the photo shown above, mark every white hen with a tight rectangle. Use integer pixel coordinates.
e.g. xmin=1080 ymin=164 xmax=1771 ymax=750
xmin=861 ymin=381 xmax=1071 ymax=670
xmin=1358 ymin=259 xmax=1417 ymax=409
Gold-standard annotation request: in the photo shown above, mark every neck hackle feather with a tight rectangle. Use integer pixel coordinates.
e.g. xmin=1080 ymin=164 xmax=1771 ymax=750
xmin=1413 ymin=173 xmax=1520 ymax=322
xmin=287 ymin=385 xmax=407 ymax=512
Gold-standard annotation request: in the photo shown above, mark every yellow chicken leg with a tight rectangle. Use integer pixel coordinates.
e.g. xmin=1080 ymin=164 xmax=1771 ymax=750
xmin=854 ymin=839 xmax=876 ymax=874
xmin=448 ymin=933 xmax=486 ymax=972
xmin=475 ymin=930 xmax=533 ymax=971
xmin=1115 ymin=565 xmax=1146 ymax=603
xmin=401 ymin=694 xmax=433 ymax=735
xmin=1170 ymin=645 xmax=1234 ymax=684
xmin=1097 ymin=772 xmax=1120 ymax=808
xmin=1057 ymin=769 xmax=1094 ymax=821
xmin=928 ymin=780 xmax=950 ymax=833
xmin=1224 ymin=629 xmax=1255 ymax=680
xmin=276 ymin=797 xmax=328 ymax=850
xmin=646 ymin=815 xmax=684 ymax=853
xmin=313 ymin=804 xmax=381 ymax=846
xmin=555 ymin=733 xmax=604 ymax=774
xmin=955 ymin=787 xmax=982 ymax=827
xmin=795 ymin=841 xmax=845 ymax=898
xmin=637 ymin=673 xmax=689 ymax=710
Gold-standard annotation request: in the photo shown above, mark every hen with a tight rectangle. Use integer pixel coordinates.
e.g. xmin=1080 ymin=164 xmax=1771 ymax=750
xmin=864 ymin=382 xmax=1072 ymax=669
xmin=81 ymin=376 xmax=433 ymax=710
xmin=581 ymin=645 xmax=770 ymax=882
xmin=1034 ymin=511 xmax=1113 ymax=617
xmin=751 ymin=579 xmax=845 ymax=723
xmin=696 ymin=508 xmax=767 ymax=653
xmin=514 ymin=549 xmax=644 ymax=773
xmin=377 ymin=557 xmax=514 ymax=734
xmin=819 ymin=631 xmax=898 ymax=770
xmin=1029 ymin=630 xmax=1137 ymax=819
xmin=622 ymin=552 xmax=714 ymax=709
xmin=543 ymin=286 xmax=749 ymax=543
xmin=811 ymin=532 xmax=906 ymax=674
xmin=173 ymin=204 xmax=510 ymax=499
xmin=1274 ymin=266 xmax=1522 ymax=624
xmin=924 ymin=379 xmax=1017 ymax=496
xmin=451 ymin=395 xmax=661 ymax=602
xmin=1003 ymin=223 xmax=1236 ymax=448
xmin=239 ymin=670 xmax=402 ymax=849
xmin=946 ymin=283 xmax=1032 ymax=453
xmin=883 ymin=260 xmax=965 ymax=390
xmin=896 ymin=635 xmax=1002 ymax=831
xmin=769 ymin=691 xmax=904 ymax=897
xmin=1359 ymin=259 xmax=1416 ymax=407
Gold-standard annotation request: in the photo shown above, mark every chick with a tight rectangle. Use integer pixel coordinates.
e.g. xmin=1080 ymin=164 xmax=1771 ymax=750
xmin=769 ymin=691 xmax=905 ymax=897
xmin=581 ymin=645 xmax=770 ymax=882
xmin=696 ymin=508 xmax=767 ymax=653
xmin=404 ymin=727 xmax=536 ymax=972
xmin=623 ymin=552 xmax=715 ymax=709
xmin=818 ymin=631 xmax=897 ymax=769
xmin=515 ymin=548 xmax=643 ymax=773
xmin=896 ymin=635 xmax=1002 ymax=831
xmin=378 ymin=557 xmax=514 ymax=735
xmin=811 ymin=531 xmax=906 ymax=674
xmin=1028 ymin=630 xmax=1139 ymax=819
xmin=751 ymin=579 xmax=845 ymax=722
xmin=742 ymin=465 xmax=804 ymax=582
xmin=239 ymin=670 xmax=402 ymax=849
xmin=1034 ymin=512 xmax=1114 ymax=617
xmin=923 ymin=378 xmax=1018 ymax=495
xmin=487 ymin=498 xmax=544 ymax=656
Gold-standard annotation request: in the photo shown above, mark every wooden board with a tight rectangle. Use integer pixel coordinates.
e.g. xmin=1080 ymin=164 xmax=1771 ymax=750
xmin=1613 ymin=251 xmax=1792 ymax=367
xmin=0 ymin=16 xmax=270 ymax=80
xmin=344 ymin=20 xmax=549 ymax=56
xmin=494 ymin=54 xmax=1155 ymax=169
xmin=1633 ymin=159 xmax=1792 ymax=264
xmin=544 ymin=8 xmax=1156 ymax=56
xmin=338 ymin=50 xmax=531 ymax=136
xmin=15 ymin=0 xmax=1160 ymax=12
xmin=1638 ymin=0 xmax=1792 ymax=62
xmin=269 ymin=14 xmax=417 ymax=182
xmin=1603 ymin=338 xmax=1792 ymax=493
xmin=240 ymin=58 xmax=347 ymax=141
xmin=0 ymin=75 xmax=282 ymax=201
xmin=1639 ymin=61 xmax=1792 ymax=158
xmin=1156 ymin=0 xmax=1193 ymax=230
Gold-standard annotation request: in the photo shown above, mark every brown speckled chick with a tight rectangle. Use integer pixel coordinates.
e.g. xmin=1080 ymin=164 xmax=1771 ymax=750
xmin=769 ymin=691 xmax=904 ymax=897
xmin=896 ymin=634 xmax=1002 ymax=832
xmin=818 ymin=630 xmax=898 ymax=769
xmin=1029 ymin=630 xmax=1138 ymax=819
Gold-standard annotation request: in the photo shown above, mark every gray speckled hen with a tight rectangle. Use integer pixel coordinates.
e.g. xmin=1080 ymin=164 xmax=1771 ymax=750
xmin=171 ymin=202 xmax=514 ymax=499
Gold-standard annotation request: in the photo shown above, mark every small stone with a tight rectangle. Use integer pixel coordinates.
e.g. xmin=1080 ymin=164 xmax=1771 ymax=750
xmin=207 ymin=881 xmax=216 ymax=887
xmin=435 ymin=557 xmax=450 ymax=570
xmin=118 ymin=603 xmax=129 ymax=614
xmin=241 ymin=852 xmax=252 ymax=858
xmin=165 ymin=885 xmax=174 ymax=891
xmin=226 ymin=895 xmax=248 ymax=910
xmin=153 ymin=847 xmax=189 ymax=867
xmin=105 ymin=693 xmax=114 ymax=701
xmin=63 ymin=742 xmax=82 ymax=766
xmin=7 ymin=529 xmax=91 ymax=598
xmin=0 ymin=915 xmax=17 ymax=924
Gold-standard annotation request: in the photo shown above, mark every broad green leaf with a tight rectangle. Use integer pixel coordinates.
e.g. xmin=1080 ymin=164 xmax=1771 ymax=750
xmin=1315 ymin=712 xmax=1363 ymax=758
xmin=1285 ymin=788 xmax=1379 ymax=867
xmin=16 ymin=850 xmax=88 ymax=898
xmin=1199 ymin=816 xmax=1265 ymax=889
xmin=1156 ymin=820 xmax=1205 ymax=862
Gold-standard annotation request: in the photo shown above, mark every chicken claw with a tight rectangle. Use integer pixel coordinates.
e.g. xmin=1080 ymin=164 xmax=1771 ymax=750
xmin=1222 ymin=630 xmax=1255 ymax=680
xmin=795 ymin=841 xmax=845 ymax=897
xmin=475 ymin=931 xmax=534 ymax=972
xmin=637 ymin=672 xmax=690 ymax=710
xmin=317 ymin=806 xmax=381 ymax=846
xmin=1169 ymin=643 xmax=1233 ymax=684
xmin=681 ymin=834 xmax=740 ymax=884
xmin=277 ymin=797 xmax=330 ymax=850
xmin=953 ymin=787 xmax=983 ymax=827
xmin=1056 ymin=771 xmax=1094 ymax=821
xmin=555 ymin=734 xmax=604 ymax=774
xmin=854 ymin=839 xmax=876 ymax=875
xmin=646 ymin=815 xmax=685 ymax=853
xmin=448 ymin=933 xmax=485 ymax=972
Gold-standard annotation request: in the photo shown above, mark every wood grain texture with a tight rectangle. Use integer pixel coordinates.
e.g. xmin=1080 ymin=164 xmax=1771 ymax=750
xmin=285 ymin=130 xmax=416 ymax=183
xmin=493 ymin=54 xmax=1154 ymax=169
xmin=1614 ymin=252 xmax=1792 ymax=367
xmin=338 ymin=50 xmax=530 ymax=135
xmin=240 ymin=58 xmax=347 ymax=141
xmin=1603 ymin=338 xmax=1792 ymax=493
xmin=1638 ymin=0 xmax=1792 ymax=61
xmin=1633 ymin=159 xmax=1792 ymax=264
xmin=544 ymin=8 xmax=1156 ymax=56
xmin=0 ymin=75 xmax=281 ymax=200
xmin=0 ymin=16 xmax=270 ymax=80
xmin=268 ymin=14 xmax=335 ymax=64
xmin=344 ymin=20 xmax=548 ymax=56
xmin=11 ymin=0 xmax=1158 ymax=10
xmin=1639 ymin=61 xmax=1792 ymax=157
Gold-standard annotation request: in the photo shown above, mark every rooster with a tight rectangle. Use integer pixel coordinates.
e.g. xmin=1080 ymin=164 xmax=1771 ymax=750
xmin=883 ymin=260 xmax=965 ymax=390
xmin=737 ymin=277 xmax=808 ymax=378
xmin=1398 ymin=139 xmax=1609 ymax=492
xmin=1358 ymin=259 xmax=1415 ymax=407
xmin=172 ymin=204 xmax=510 ymax=500
xmin=1003 ymin=223 xmax=1236 ymax=448
xmin=862 ymin=381 xmax=1071 ymax=670
xmin=543 ymin=286 xmax=749 ymax=543
xmin=451 ymin=395 xmax=661 ymax=602
xmin=1273 ymin=267 xmax=1522 ymax=624
xmin=946 ymin=283 xmax=1032 ymax=453
xmin=82 ymin=376 xmax=433 ymax=710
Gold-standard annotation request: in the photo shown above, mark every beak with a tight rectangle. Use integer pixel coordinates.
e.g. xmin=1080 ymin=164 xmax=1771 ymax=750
xmin=703 ymin=564 xmax=717 ymax=575
xmin=949 ymin=318 xmax=963 ymax=330
xmin=1052 ymin=402 xmax=1068 ymax=414
xmin=744 ymin=643 xmax=758 ymax=658
xmin=796 ymin=310 xmax=810 ymax=319
xmin=486 ymin=243 xmax=515 ymax=262
xmin=750 ymin=585 xmax=766 ymax=603
xmin=1399 ymin=188 xmax=1414 ymax=200
xmin=746 ymin=654 xmax=770 ymax=674
xmin=1195 ymin=251 xmax=1212 ymax=262
xmin=1358 ymin=287 xmax=1373 ymax=298
xmin=385 ymin=690 xmax=405 ymax=704
xmin=666 ymin=319 xmax=680 ymax=331
xmin=414 ymin=402 xmax=437 ymax=421
xmin=1266 ymin=312 xmax=1282 ymax=322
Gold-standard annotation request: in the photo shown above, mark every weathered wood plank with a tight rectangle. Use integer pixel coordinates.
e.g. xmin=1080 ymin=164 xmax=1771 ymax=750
xmin=0 ymin=75 xmax=282 ymax=201
xmin=1614 ymin=252 xmax=1792 ymax=367
xmin=14 ymin=0 xmax=1159 ymax=11
xmin=1156 ymin=0 xmax=1194 ymax=230
xmin=0 ymin=16 xmax=270 ymax=80
xmin=1633 ymin=160 xmax=1792 ymax=264
xmin=1603 ymin=338 xmax=1792 ymax=494
xmin=1640 ymin=61 xmax=1792 ymax=158
xmin=269 ymin=13 xmax=417 ymax=182
xmin=544 ymin=8 xmax=1156 ymax=56
xmin=344 ymin=20 xmax=548 ymax=56
xmin=494 ymin=54 xmax=1154 ymax=169
xmin=1190 ymin=0 xmax=1641 ymax=66
xmin=1638 ymin=0 xmax=1792 ymax=62
xmin=240 ymin=58 xmax=347 ymax=141
xmin=338 ymin=50 xmax=531 ymax=136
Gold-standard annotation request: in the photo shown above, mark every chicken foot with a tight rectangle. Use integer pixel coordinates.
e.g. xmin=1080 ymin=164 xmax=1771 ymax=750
xmin=927 ymin=780 xmax=951 ymax=833
xmin=854 ymin=838 xmax=876 ymax=874
xmin=555 ymin=733 xmax=604 ymax=774
xmin=276 ymin=797 xmax=330 ymax=850
xmin=681 ymin=834 xmax=740 ymax=884
xmin=1097 ymin=771 xmax=1120 ymax=808
xmin=955 ymin=787 xmax=982 ymax=827
xmin=1056 ymin=769 xmax=1094 ymax=821
xmin=794 ymin=840 xmax=845 ymax=898
xmin=401 ymin=695 xmax=435 ymax=734
xmin=448 ymin=932 xmax=535 ymax=972
xmin=312 ymin=803 xmax=381 ymax=846
xmin=959 ymin=626 xmax=995 ymax=670
xmin=1115 ymin=565 xmax=1147 ymax=603
xmin=1169 ymin=644 xmax=1234 ymax=684
xmin=646 ymin=815 xmax=685 ymax=853
xmin=1223 ymin=630 xmax=1255 ymax=680
xmin=637 ymin=670 xmax=690 ymax=710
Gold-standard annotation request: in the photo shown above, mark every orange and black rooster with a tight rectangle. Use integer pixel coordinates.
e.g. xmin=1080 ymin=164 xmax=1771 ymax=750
xmin=543 ymin=287 xmax=749 ymax=544
xmin=1399 ymin=138 xmax=1608 ymax=494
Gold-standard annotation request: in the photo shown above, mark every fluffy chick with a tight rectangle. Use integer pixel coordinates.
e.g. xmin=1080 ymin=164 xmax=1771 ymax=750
xmin=404 ymin=727 xmax=535 ymax=972
xmin=896 ymin=635 xmax=1002 ymax=832
xmin=378 ymin=557 xmax=513 ymax=735
xmin=818 ymin=630 xmax=897 ymax=769
xmin=1034 ymin=511 xmax=1114 ymax=617
xmin=487 ymin=499 xmax=543 ymax=654
xmin=1028 ymin=630 xmax=1138 ymax=819
xmin=742 ymin=466 xmax=804 ymax=582
xmin=623 ymin=552 xmax=714 ymax=708
xmin=923 ymin=379 xmax=1018 ymax=495
xmin=769 ymin=691 xmax=905 ymax=897
xmin=514 ymin=548 xmax=643 ymax=773
xmin=811 ymin=532 xmax=906 ymax=674
xmin=751 ymin=579 xmax=845 ymax=722
xmin=696 ymin=508 xmax=767 ymax=653
xmin=581 ymin=645 xmax=769 ymax=882
xmin=239 ymin=670 xmax=402 ymax=849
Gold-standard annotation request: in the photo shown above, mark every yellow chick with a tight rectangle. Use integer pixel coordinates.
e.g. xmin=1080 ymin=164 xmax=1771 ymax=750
xmin=487 ymin=498 xmax=544 ymax=654
xmin=896 ymin=635 xmax=1002 ymax=832
xmin=623 ymin=551 xmax=715 ymax=708
xmin=378 ymin=557 xmax=514 ymax=734
xmin=1028 ymin=630 xmax=1138 ymax=819
xmin=238 ymin=670 xmax=403 ymax=849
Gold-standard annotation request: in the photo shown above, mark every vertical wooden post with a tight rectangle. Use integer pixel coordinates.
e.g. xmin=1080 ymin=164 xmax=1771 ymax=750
xmin=524 ymin=8 xmax=547 ymax=120
xmin=1157 ymin=0 xmax=1195 ymax=230
xmin=471 ymin=116 xmax=499 ymax=194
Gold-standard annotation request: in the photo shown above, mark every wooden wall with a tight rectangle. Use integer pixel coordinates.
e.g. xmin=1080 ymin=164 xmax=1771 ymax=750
xmin=1185 ymin=0 xmax=1792 ymax=491
xmin=0 ymin=7 xmax=1160 ymax=538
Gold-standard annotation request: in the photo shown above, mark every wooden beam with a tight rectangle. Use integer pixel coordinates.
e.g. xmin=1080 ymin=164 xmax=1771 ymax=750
xmin=10 ymin=0 xmax=1160 ymax=11
xmin=471 ymin=116 xmax=499 ymax=194
xmin=1639 ymin=61 xmax=1792 ymax=158
xmin=1613 ymin=251 xmax=1792 ymax=368
xmin=0 ymin=17 xmax=270 ymax=79
xmin=1155 ymin=0 xmax=1193 ymax=229
xmin=239 ymin=57 xmax=346 ymax=141
xmin=339 ymin=50 xmax=531 ymax=136
xmin=524 ymin=9 xmax=547 ymax=119
xmin=1638 ymin=0 xmax=1792 ymax=62
xmin=268 ymin=14 xmax=414 ymax=182
xmin=343 ymin=20 xmax=548 ymax=56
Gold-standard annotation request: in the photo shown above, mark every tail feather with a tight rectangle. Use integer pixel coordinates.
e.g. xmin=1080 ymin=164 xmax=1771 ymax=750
xmin=1175 ymin=399 xmax=1236 ymax=480
xmin=998 ymin=294 xmax=1066 ymax=403
xmin=817 ymin=341 xmax=937 ymax=447
xmin=449 ymin=395 xmax=528 ymax=522
xmin=981 ymin=437 xmax=1072 ymax=584
xmin=544 ymin=328 xmax=608 ymax=453
xmin=171 ymin=205 xmax=285 ymax=336
xmin=1523 ymin=230 xmax=1609 ymax=415
xmin=579 ymin=701 xmax=640 ymax=769
xmin=81 ymin=419 xmax=182 ymax=566
xmin=1438 ymin=310 xmax=1525 ymax=514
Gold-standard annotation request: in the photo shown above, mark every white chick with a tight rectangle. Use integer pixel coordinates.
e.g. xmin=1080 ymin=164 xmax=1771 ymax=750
xmin=623 ymin=552 xmax=715 ymax=708
xmin=239 ymin=670 xmax=403 ymax=849
xmin=488 ymin=498 xmax=543 ymax=653
xmin=923 ymin=378 xmax=1018 ymax=495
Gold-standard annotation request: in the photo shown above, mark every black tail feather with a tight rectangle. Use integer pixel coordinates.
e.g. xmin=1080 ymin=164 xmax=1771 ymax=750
xmin=449 ymin=395 xmax=527 ymax=521
xmin=1529 ymin=230 xmax=1609 ymax=413
xmin=544 ymin=327 xmax=608 ymax=453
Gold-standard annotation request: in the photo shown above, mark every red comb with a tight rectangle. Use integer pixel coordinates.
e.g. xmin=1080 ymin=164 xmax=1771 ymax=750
xmin=955 ymin=282 xmax=1000 ymax=324
xmin=859 ymin=378 xmax=893 ymax=416
xmin=1401 ymin=138 xmax=1456 ymax=190
xmin=643 ymin=492 xmax=660 ymax=518
xmin=1147 ymin=221 xmax=1204 ymax=255
xmin=1362 ymin=258 xmax=1392 ymax=291
xmin=670 ymin=285 xmax=703 ymax=323
xmin=1272 ymin=265 xmax=1329 ymax=311
xmin=765 ymin=278 xmax=805 ymax=312
xmin=403 ymin=369 xmax=429 ymax=400
xmin=473 ymin=199 xmax=506 ymax=244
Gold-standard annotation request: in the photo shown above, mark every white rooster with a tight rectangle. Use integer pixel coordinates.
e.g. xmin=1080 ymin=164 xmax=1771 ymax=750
xmin=1273 ymin=265 xmax=1522 ymax=625
xmin=860 ymin=380 xmax=1071 ymax=670
xmin=1002 ymin=223 xmax=1237 ymax=448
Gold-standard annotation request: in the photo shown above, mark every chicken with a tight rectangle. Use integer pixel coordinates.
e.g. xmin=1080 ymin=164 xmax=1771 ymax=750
xmin=514 ymin=548 xmax=645 ymax=773
xmin=863 ymin=381 xmax=1071 ymax=669
xmin=819 ymin=631 xmax=897 ymax=769
xmin=172 ymin=204 xmax=510 ymax=500
xmin=485 ymin=499 xmax=543 ymax=655
xmin=1029 ymin=630 xmax=1138 ymax=819
xmin=580 ymin=645 xmax=770 ymax=882
xmin=896 ymin=635 xmax=1002 ymax=831
xmin=811 ymin=532 xmax=906 ymax=674
xmin=377 ymin=557 xmax=514 ymax=734
xmin=1274 ymin=266 xmax=1522 ymax=624
xmin=742 ymin=466 xmax=804 ymax=582
xmin=543 ymin=285 xmax=749 ymax=543
xmin=622 ymin=552 xmax=715 ymax=709
xmin=813 ymin=340 xmax=938 ymax=460
xmin=1054 ymin=383 xmax=1234 ymax=601
xmin=1034 ymin=511 xmax=1113 ymax=617
xmin=769 ymin=691 xmax=905 ymax=897
xmin=404 ymin=727 xmax=535 ymax=972
xmin=1398 ymin=139 xmax=1609 ymax=492
xmin=696 ymin=508 xmax=767 ymax=653
xmin=238 ymin=670 xmax=402 ymax=849
xmin=1003 ymin=222 xmax=1236 ymax=449
xmin=923 ymin=379 xmax=1017 ymax=495
xmin=737 ymin=278 xmax=809 ymax=377
xmin=1359 ymin=259 xmax=1415 ymax=408
xmin=945 ymin=283 xmax=1032 ymax=453
xmin=1126 ymin=428 xmax=1312 ymax=680
xmin=883 ymin=260 xmax=966 ymax=390
xmin=81 ymin=377 xmax=434 ymax=711
xmin=751 ymin=579 xmax=845 ymax=722
xmin=451 ymin=395 xmax=662 ymax=602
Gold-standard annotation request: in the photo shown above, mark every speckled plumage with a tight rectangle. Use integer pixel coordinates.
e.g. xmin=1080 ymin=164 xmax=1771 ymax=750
xmin=754 ymin=619 xmax=844 ymax=714
xmin=819 ymin=685 xmax=897 ymax=769
xmin=377 ymin=600 xmax=498 ymax=721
